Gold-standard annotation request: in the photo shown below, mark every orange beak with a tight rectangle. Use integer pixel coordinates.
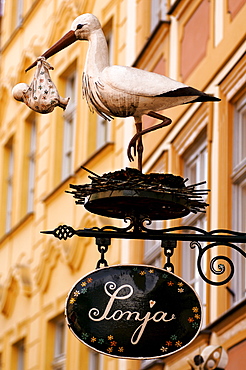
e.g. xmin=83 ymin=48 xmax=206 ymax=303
xmin=25 ymin=30 xmax=77 ymax=72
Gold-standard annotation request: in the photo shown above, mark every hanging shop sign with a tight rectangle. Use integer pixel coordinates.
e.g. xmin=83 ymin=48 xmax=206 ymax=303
xmin=65 ymin=265 xmax=202 ymax=359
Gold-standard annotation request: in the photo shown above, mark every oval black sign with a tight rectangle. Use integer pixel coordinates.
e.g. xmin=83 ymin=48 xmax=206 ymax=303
xmin=65 ymin=265 xmax=202 ymax=359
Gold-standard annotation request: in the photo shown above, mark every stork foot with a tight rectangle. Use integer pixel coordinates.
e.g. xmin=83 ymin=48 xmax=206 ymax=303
xmin=127 ymin=135 xmax=138 ymax=162
xmin=127 ymin=112 xmax=172 ymax=162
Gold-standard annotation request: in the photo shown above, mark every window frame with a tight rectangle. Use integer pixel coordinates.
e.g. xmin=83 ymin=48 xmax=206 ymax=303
xmin=150 ymin=0 xmax=167 ymax=32
xmin=89 ymin=350 xmax=104 ymax=370
xmin=5 ymin=139 xmax=14 ymax=233
xmin=52 ymin=315 xmax=67 ymax=370
xmin=61 ymin=71 xmax=77 ymax=181
xmin=13 ymin=338 xmax=25 ymax=370
xmin=27 ymin=118 xmax=36 ymax=214
xmin=95 ymin=27 xmax=113 ymax=151
xmin=143 ymin=158 xmax=166 ymax=268
xmin=181 ymin=132 xmax=208 ymax=325
xmin=231 ymin=93 xmax=246 ymax=305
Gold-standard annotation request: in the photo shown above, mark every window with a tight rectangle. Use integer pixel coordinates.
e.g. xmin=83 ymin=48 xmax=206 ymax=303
xmin=5 ymin=139 xmax=14 ymax=233
xmin=27 ymin=117 xmax=36 ymax=213
xmin=141 ymin=159 xmax=165 ymax=370
xmin=16 ymin=0 xmax=23 ymax=26
xmin=141 ymin=359 xmax=164 ymax=370
xmin=11 ymin=0 xmax=23 ymax=30
xmin=0 ymin=0 xmax=5 ymax=17
xmin=96 ymin=116 xmax=111 ymax=150
xmin=52 ymin=316 xmax=66 ymax=370
xmin=183 ymin=137 xmax=207 ymax=188
xmin=143 ymin=158 xmax=166 ymax=268
xmin=233 ymin=95 xmax=246 ymax=171
xmin=62 ymin=72 xmax=76 ymax=181
xmin=151 ymin=0 xmax=167 ymax=32
xmin=96 ymin=27 xmax=113 ymax=150
xmin=214 ymin=0 xmax=224 ymax=46
xmin=13 ymin=339 xmax=25 ymax=370
xmin=89 ymin=351 xmax=104 ymax=370
xmin=144 ymin=220 xmax=163 ymax=268
xmin=231 ymin=93 xmax=246 ymax=305
xmin=182 ymin=215 xmax=207 ymax=312
xmin=182 ymin=134 xmax=208 ymax=323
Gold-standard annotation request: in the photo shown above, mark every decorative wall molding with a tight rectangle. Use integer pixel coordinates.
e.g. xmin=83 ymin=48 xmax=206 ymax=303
xmin=0 ymin=264 xmax=32 ymax=316
xmin=35 ymin=240 xmax=60 ymax=292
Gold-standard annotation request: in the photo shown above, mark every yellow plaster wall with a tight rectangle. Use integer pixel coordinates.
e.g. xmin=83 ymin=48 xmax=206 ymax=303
xmin=0 ymin=0 xmax=245 ymax=369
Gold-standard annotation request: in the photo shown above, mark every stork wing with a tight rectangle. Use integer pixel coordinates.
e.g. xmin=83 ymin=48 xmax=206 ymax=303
xmin=100 ymin=65 xmax=188 ymax=97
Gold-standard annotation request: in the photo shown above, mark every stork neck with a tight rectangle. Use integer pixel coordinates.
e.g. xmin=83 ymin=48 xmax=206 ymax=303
xmin=85 ymin=29 xmax=109 ymax=76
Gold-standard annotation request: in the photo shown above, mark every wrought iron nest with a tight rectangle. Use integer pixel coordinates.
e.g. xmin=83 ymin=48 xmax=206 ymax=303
xmin=66 ymin=167 xmax=209 ymax=220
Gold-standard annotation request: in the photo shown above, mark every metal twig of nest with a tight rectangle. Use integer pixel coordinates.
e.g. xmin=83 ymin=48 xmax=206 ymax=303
xmin=66 ymin=167 xmax=210 ymax=220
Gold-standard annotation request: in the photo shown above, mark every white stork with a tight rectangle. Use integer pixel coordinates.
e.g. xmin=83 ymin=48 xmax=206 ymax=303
xmin=26 ymin=13 xmax=220 ymax=171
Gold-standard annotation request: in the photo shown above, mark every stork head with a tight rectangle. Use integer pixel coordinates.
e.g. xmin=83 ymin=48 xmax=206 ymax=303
xmin=25 ymin=14 xmax=101 ymax=72
xmin=72 ymin=14 xmax=102 ymax=40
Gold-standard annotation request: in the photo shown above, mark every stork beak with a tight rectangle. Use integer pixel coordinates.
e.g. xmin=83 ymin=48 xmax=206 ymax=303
xmin=25 ymin=30 xmax=77 ymax=72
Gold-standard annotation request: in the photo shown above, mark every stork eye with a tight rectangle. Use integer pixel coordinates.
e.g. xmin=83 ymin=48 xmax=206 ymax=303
xmin=76 ymin=24 xmax=83 ymax=30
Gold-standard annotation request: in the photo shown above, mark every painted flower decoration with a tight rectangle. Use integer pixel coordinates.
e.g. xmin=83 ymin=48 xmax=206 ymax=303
xmin=167 ymin=281 xmax=174 ymax=286
xmin=192 ymin=306 xmax=199 ymax=313
xmin=81 ymin=333 xmax=89 ymax=340
xmin=170 ymin=335 xmax=177 ymax=340
xmin=192 ymin=322 xmax=199 ymax=329
xmin=160 ymin=346 xmax=168 ymax=352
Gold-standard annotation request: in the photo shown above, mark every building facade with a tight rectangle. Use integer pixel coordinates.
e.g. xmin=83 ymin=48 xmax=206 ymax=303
xmin=0 ymin=0 xmax=245 ymax=369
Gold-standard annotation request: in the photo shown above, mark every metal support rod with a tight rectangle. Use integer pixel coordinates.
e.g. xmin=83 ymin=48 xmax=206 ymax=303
xmin=41 ymin=224 xmax=246 ymax=243
xmin=41 ymin=224 xmax=245 ymax=286
xmin=43 ymin=228 xmax=246 ymax=243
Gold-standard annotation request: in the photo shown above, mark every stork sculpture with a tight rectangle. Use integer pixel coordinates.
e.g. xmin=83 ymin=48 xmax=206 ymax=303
xmin=26 ymin=13 xmax=220 ymax=171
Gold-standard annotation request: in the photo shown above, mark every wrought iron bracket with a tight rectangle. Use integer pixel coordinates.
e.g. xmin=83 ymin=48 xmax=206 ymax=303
xmin=41 ymin=220 xmax=246 ymax=287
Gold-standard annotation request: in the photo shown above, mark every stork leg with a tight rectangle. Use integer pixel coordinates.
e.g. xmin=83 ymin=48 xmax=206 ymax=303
xmin=127 ymin=112 xmax=172 ymax=165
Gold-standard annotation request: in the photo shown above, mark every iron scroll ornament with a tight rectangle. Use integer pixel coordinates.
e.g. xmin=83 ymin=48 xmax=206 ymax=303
xmin=41 ymin=222 xmax=246 ymax=287
xmin=190 ymin=241 xmax=244 ymax=286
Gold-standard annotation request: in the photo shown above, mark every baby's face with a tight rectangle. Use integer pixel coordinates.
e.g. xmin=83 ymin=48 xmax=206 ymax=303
xmin=12 ymin=83 xmax=29 ymax=101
